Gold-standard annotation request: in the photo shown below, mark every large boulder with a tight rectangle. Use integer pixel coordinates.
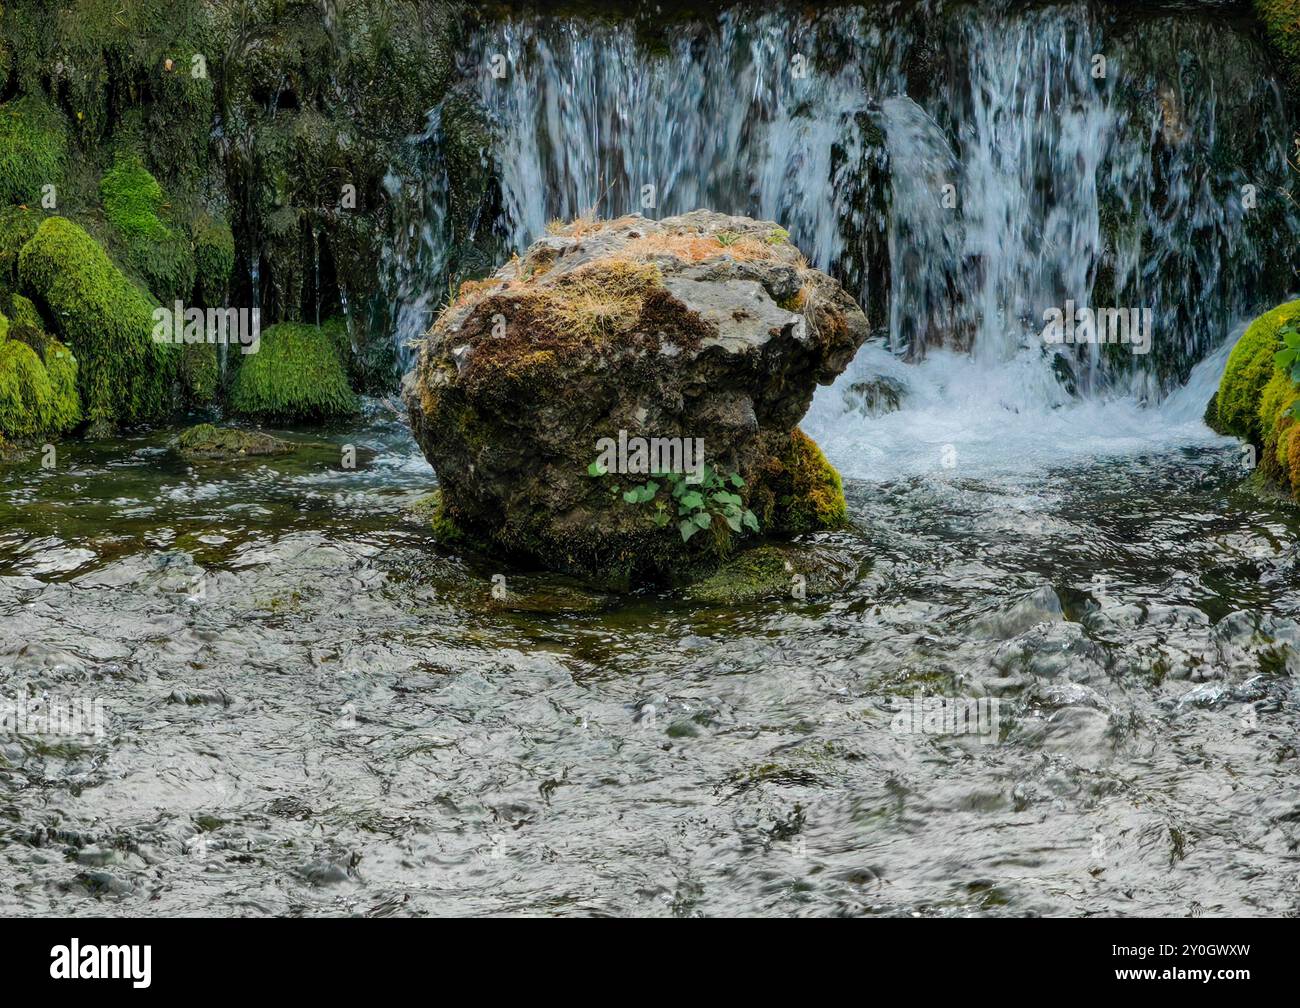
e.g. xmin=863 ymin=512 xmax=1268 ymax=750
xmin=404 ymin=210 xmax=870 ymax=587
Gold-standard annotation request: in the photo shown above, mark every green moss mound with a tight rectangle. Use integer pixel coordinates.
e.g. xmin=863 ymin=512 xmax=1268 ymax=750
xmin=751 ymin=428 xmax=850 ymax=536
xmin=0 ymin=295 xmax=81 ymax=438
xmin=41 ymin=339 xmax=83 ymax=433
xmin=227 ymin=321 xmax=358 ymax=423
xmin=0 ymin=96 xmax=67 ymax=205
xmin=100 ymin=156 xmax=196 ymax=302
xmin=18 ymin=216 xmax=177 ymax=433
xmin=0 ymin=325 xmax=78 ymax=440
xmin=684 ymin=546 xmax=793 ymax=605
xmin=174 ymin=423 xmax=294 ymax=460
xmin=1208 ymin=300 xmax=1300 ymax=442
xmin=0 ymin=337 xmax=49 ymax=438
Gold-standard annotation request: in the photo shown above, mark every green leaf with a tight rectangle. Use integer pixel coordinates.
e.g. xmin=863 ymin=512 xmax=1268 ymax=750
xmin=712 ymin=491 xmax=742 ymax=507
xmin=623 ymin=489 xmax=639 ymax=504
xmin=725 ymin=514 xmax=742 ymax=533
xmin=680 ymin=491 xmax=705 ymax=511
xmin=729 ymin=474 xmax=745 ymax=488
xmin=587 ymin=461 xmax=606 ymax=477
xmin=692 ymin=512 xmax=713 ymax=529
xmin=679 ymin=519 xmax=699 ymax=542
xmin=652 ymin=510 xmax=670 ymax=527
xmin=742 ymin=510 xmax=759 ymax=532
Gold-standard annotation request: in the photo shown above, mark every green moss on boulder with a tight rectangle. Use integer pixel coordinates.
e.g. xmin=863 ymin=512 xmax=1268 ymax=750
xmin=0 ymin=316 xmax=80 ymax=440
xmin=18 ymin=216 xmax=177 ymax=434
xmin=0 ymin=206 xmax=43 ymax=306
xmin=174 ymin=422 xmax=294 ymax=460
xmin=227 ymin=320 xmax=358 ymax=423
xmin=407 ymin=211 xmax=867 ymax=588
xmin=100 ymin=156 xmax=196 ymax=302
xmin=179 ymin=343 xmax=220 ymax=407
xmin=0 ymin=95 xmax=67 ymax=205
xmin=1208 ymin=300 xmax=1300 ymax=441
xmin=683 ymin=543 xmax=857 ymax=605
xmin=751 ymin=428 xmax=850 ymax=536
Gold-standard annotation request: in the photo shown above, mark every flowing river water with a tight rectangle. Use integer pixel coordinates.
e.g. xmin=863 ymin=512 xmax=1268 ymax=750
xmin=4 ymin=0 xmax=1300 ymax=916
xmin=3 ymin=393 xmax=1300 ymax=916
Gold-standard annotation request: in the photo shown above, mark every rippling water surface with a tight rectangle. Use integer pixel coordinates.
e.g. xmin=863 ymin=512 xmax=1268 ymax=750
xmin=3 ymin=399 xmax=1299 ymax=917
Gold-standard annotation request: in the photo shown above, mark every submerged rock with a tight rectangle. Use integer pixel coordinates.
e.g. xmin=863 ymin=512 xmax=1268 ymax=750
xmin=173 ymin=423 xmax=295 ymax=460
xmin=405 ymin=210 xmax=870 ymax=587
xmin=683 ymin=543 xmax=859 ymax=605
xmin=970 ymin=585 xmax=1064 ymax=640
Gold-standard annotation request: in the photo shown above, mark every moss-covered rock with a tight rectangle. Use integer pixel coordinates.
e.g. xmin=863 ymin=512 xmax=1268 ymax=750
xmin=1210 ymin=299 xmax=1300 ymax=502
xmin=1207 ymin=300 xmax=1300 ymax=441
xmin=227 ymin=320 xmax=358 ymax=423
xmin=100 ymin=155 xmax=196 ymax=302
xmin=0 ymin=312 xmax=80 ymax=441
xmin=0 ymin=206 xmax=44 ymax=307
xmin=179 ymin=342 xmax=220 ymax=408
xmin=0 ymin=95 xmax=67 ymax=205
xmin=750 ymin=428 xmax=850 ymax=536
xmin=18 ymin=216 xmax=177 ymax=435
xmin=683 ymin=543 xmax=857 ymax=605
xmin=173 ymin=422 xmax=294 ymax=460
xmin=406 ymin=211 xmax=867 ymax=589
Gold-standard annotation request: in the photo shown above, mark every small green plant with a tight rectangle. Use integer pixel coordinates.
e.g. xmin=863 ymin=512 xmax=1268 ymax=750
xmin=766 ymin=227 xmax=790 ymax=245
xmin=1274 ymin=322 xmax=1300 ymax=419
xmin=589 ymin=458 xmax=758 ymax=542
xmin=715 ymin=231 xmax=740 ymax=247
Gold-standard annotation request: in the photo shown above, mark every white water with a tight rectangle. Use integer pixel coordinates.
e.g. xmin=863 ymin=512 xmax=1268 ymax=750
xmin=440 ymin=2 xmax=1296 ymax=478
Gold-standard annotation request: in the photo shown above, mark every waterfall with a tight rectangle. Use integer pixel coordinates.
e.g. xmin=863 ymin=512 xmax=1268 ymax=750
xmin=379 ymin=0 xmax=1297 ymax=472
xmin=377 ymin=107 xmax=454 ymax=371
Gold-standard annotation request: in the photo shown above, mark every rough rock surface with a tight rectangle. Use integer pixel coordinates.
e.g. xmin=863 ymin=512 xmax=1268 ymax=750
xmin=404 ymin=210 xmax=871 ymax=586
xmin=173 ymin=423 xmax=294 ymax=460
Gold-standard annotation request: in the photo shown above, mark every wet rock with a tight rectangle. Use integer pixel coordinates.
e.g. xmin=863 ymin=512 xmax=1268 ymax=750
xmin=404 ymin=210 xmax=870 ymax=588
xmin=166 ymin=687 xmax=233 ymax=707
xmin=682 ymin=542 xmax=859 ymax=605
xmin=971 ymin=585 xmax=1064 ymax=639
xmin=173 ymin=423 xmax=295 ymax=461
xmin=990 ymin=621 xmax=1109 ymax=683
xmin=294 ymin=851 xmax=360 ymax=885
xmin=842 ymin=374 xmax=906 ymax=417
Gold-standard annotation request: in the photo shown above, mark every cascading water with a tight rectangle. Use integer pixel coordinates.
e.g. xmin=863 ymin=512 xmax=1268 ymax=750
xmin=440 ymin=0 xmax=1299 ymax=478
xmin=376 ymin=107 xmax=455 ymax=372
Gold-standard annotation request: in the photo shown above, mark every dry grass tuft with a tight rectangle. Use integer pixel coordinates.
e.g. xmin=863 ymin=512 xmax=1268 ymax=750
xmin=619 ymin=231 xmax=781 ymax=264
xmin=545 ymin=259 xmax=662 ymax=339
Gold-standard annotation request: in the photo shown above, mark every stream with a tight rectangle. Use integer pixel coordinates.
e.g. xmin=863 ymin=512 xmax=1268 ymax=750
xmin=2 ymin=390 xmax=1300 ymax=916
xmin=4 ymin=0 xmax=1300 ymax=917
